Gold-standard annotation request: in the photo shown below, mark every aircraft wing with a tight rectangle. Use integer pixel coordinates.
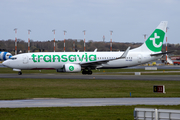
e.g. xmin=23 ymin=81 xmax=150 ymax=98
xmin=80 ymin=47 xmax=130 ymax=69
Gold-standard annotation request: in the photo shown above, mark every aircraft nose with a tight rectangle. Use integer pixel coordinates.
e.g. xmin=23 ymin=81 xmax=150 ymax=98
xmin=2 ymin=60 xmax=9 ymax=67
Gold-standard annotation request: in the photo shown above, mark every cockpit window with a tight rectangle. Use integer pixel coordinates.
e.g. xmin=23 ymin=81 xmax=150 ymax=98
xmin=10 ymin=57 xmax=17 ymax=60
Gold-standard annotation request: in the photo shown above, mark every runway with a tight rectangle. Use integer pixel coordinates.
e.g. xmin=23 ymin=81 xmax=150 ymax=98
xmin=0 ymin=73 xmax=180 ymax=81
xmin=0 ymin=98 xmax=180 ymax=108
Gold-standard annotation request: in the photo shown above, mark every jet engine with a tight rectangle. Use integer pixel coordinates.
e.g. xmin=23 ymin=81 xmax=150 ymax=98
xmin=63 ymin=64 xmax=81 ymax=72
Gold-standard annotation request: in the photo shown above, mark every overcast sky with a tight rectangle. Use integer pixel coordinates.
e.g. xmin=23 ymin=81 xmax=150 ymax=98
xmin=0 ymin=0 xmax=179 ymax=43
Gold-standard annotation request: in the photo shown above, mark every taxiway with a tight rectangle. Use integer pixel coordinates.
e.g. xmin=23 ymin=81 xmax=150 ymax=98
xmin=0 ymin=73 xmax=180 ymax=81
xmin=0 ymin=98 xmax=180 ymax=108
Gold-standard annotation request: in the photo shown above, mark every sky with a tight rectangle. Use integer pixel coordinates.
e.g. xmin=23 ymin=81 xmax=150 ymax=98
xmin=0 ymin=0 xmax=180 ymax=44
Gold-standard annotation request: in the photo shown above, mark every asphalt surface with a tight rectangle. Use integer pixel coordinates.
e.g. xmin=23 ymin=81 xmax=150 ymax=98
xmin=0 ymin=73 xmax=180 ymax=81
xmin=0 ymin=98 xmax=180 ymax=108
xmin=129 ymin=65 xmax=180 ymax=69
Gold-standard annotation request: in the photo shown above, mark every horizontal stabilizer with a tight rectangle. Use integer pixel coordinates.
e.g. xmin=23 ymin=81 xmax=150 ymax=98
xmin=150 ymin=51 xmax=175 ymax=56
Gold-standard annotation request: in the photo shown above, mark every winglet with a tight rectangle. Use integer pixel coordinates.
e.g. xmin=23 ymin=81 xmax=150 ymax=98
xmin=118 ymin=47 xmax=130 ymax=59
xmin=94 ymin=48 xmax=97 ymax=52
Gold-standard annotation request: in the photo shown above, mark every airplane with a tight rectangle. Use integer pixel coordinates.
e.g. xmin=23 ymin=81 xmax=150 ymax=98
xmin=0 ymin=51 xmax=12 ymax=61
xmin=3 ymin=21 xmax=168 ymax=75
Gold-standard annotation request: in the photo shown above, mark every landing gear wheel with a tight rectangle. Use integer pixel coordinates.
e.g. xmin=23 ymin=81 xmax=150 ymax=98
xmin=88 ymin=70 xmax=92 ymax=75
xmin=82 ymin=70 xmax=87 ymax=75
xmin=82 ymin=70 xmax=92 ymax=75
xmin=18 ymin=71 xmax=22 ymax=75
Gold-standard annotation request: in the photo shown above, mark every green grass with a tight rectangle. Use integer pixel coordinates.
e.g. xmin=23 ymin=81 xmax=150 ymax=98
xmin=0 ymin=105 xmax=180 ymax=120
xmin=0 ymin=78 xmax=180 ymax=100
xmin=0 ymin=68 xmax=180 ymax=119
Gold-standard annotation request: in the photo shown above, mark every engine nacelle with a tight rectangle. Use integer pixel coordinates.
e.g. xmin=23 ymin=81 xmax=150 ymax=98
xmin=63 ymin=64 xmax=81 ymax=72
xmin=0 ymin=52 xmax=12 ymax=61
xmin=56 ymin=68 xmax=64 ymax=72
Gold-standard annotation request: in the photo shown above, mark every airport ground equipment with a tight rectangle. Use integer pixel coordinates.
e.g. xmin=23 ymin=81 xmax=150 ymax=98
xmin=134 ymin=108 xmax=180 ymax=120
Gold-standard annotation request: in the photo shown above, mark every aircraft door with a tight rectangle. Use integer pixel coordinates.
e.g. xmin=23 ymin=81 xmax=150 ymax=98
xmin=138 ymin=54 xmax=142 ymax=63
xmin=23 ymin=55 xmax=28 ymax=64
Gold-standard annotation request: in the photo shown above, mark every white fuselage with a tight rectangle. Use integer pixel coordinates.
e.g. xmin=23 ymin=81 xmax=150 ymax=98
xmin=3 ymin=50 xmax=160 ymax=70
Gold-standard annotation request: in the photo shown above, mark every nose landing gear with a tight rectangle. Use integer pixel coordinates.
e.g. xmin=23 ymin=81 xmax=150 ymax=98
xmin=18 ymin=71 xmax=22 ymax=75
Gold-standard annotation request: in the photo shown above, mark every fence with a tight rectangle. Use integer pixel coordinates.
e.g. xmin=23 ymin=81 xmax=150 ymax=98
xmin=134 ymin=108 xmax=180 ymax=120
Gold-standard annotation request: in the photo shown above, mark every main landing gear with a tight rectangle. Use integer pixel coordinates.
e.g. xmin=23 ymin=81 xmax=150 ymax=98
xmin=18 ymin=71 xmax=22 ymax=75
xmin=82 ymin=69 xmax=92 ymax=75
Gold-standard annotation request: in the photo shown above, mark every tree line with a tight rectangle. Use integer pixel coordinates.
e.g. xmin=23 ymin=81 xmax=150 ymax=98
xmin=0 ymin=39 xmax=180 ymax=55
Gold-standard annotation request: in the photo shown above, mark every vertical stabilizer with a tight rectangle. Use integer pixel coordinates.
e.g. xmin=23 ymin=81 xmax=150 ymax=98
xmin=133 ymin=21 xmax=168 ymax=53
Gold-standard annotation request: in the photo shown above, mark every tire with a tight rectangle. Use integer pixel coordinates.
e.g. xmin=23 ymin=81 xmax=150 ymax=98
xmin=88 ymin=71 xmax=92 ymax=75
xmin=18 ymin=71 xmax=22 ymax=75
xmin=82 ymin=70 xmax=86 ymax=75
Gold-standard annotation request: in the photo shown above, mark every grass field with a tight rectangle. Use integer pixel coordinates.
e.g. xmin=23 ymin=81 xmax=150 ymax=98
xmin=0 ymin=105 xmax=180 ymax=120
xmin=0 ymin=78 xmax=180 ymax=100
xmin=0 ymin=68 xmax=180 ymax=119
